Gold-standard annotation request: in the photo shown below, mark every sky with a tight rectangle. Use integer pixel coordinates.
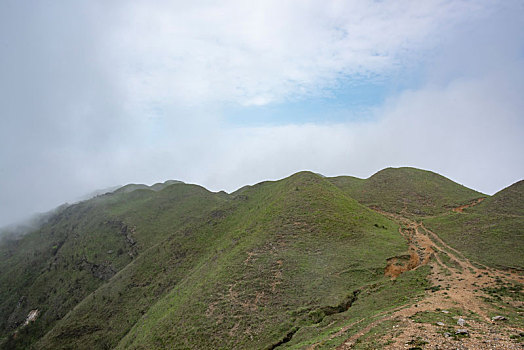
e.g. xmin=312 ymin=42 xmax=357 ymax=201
xmin=1 ymin=0 xmax=523 ymax=227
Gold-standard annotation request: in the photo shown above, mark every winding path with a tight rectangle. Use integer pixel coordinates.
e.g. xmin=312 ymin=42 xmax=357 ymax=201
xmin=334 ymin=207 xmax=524 ymax=349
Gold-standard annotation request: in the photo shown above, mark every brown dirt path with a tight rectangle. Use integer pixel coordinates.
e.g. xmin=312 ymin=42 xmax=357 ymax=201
xmin=452 ymin=197 xmax=485 ymax=213
xmin=333 ymin=210 xmax=524 ymax=350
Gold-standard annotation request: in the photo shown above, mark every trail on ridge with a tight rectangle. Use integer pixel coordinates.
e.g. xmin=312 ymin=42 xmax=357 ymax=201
xmin=334 ymin=206 xmax=524 ymax=349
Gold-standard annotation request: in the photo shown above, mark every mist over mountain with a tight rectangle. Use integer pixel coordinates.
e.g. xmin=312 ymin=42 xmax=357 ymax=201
xmin=1 ymin=0 xmax=523 ymax=229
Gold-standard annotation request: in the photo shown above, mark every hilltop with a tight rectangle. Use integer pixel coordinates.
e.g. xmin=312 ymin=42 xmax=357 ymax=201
xmin=329 ymin=167 xmax=485 ymax=216
xmin=424 ymin=179 xmax=524 ymax=269
xmin=0 ymin=168 xmax=522 ymax=349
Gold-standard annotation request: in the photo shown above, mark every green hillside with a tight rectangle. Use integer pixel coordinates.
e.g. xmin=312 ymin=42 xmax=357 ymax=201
xmin=480 ymin=179 xmax=523 ymax=215
xmin=113 ymin=172 xmax=411 ymax=349
xmin=330 ymin=167 xmax=485 ymax=216
xmin=0 ymin=183 xmax=227 ymax=349
xmin=330 ymin=168 xmax=522 ymax=269
xmin=113 ymin=180 xmax=184 ymax=194
xmin=423 ymin=180 xmax=524 ymax=269
xmin=31 ymin=172 xmax=419 ymax=349
xmin=0 ymin=168 xmax=522 ymax=349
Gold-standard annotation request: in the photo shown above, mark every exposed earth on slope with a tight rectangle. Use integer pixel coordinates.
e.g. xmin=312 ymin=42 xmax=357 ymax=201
xmin=452 ymin=198 xmax=486 ymax=213
xmin=334 ymin=202 xmax=524 ymax=349
xmin=1 ymin=168 xmax=521 ymax=349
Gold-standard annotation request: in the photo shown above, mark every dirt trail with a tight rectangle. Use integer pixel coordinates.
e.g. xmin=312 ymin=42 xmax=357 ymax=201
xmin=452 ymin=197 xmax=485 ymax=213
xmin=334 ymin=209 xmax=524 ymax=350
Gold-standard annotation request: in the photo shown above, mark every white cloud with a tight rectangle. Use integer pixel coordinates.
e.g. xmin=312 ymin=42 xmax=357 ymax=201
xmin=97 ymin=62 xmax=523 ymax=196
xmin=110 ymin=0 xmax=493 ymax=108
xmin=185 ymin=66 xmax=524 ymax=195
xmin=1 ymin=0 xmax=522 ymax=227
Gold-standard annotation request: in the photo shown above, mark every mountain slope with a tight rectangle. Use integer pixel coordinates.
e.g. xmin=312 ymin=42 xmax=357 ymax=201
xmin=330 ymin=167 xmax=485 ymax=216
xmin=0 ymin=168 xmax=521 ymax=349
xmin=480 ymin=179 xmax=524 ymax=215
xmin=423 ymin=180 xmax=524 ymax=269
xmin=35 ymin=172 xmax=415 ymax=349
xmin=330 ymin=167 xmax=522 ymax=269
xmin=0 ymin=183 xmax=227 ymax=349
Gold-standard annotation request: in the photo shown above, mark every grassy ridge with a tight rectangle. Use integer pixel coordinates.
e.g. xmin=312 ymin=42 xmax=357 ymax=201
xmin=0 ymin=168 xmax=520 ymax=349
xmin=114 ymin=172 xmax=408 ymax=349
xmin=424 ymin=180 xmax=524 ymax=269
xmin=0 ymin=183 xmax=227 ymax=349
xmin=479 ymin=180 xmax=523 ymax=215
xmin=330 ymin=168 xmax=522 ymax=269
xmin=287 ymin=266 xmax=431 ymax=349
xmin=0 ymin=202 xmax=127 ymax=349
xmin=330 ymin=167 xmax=485 ymax=216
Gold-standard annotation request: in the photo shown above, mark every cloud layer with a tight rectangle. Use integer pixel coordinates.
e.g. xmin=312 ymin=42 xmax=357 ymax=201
xmin=0 ymin=0 xmax=523 ymax=227
xmin=113 ymin=0 xmax=491 ymax=107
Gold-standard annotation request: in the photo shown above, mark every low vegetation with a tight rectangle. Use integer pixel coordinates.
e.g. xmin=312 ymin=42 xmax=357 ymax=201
xmin=424 ymin=180 xmax=524 ymax=269
xmin=0 ymin=167 xmax=521 ymax=349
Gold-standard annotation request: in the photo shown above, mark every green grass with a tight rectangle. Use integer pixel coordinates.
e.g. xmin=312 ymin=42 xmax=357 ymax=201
xmin=287 ymin=266 xmax=431 ymax=349
xmin=481 ymin=279 xmax=523 ymax=327
xmin=0 ymin=168 xmax=521 ymax=349
xmin=329 ymin=167 xmax=485 ymax=217
xmin=424 ymin=180 xmax=524 ymax=269
xmin=111 ymin=172 xmax=409 ymax=349
xmin=0 ymin=182 xmax=227 ymax=349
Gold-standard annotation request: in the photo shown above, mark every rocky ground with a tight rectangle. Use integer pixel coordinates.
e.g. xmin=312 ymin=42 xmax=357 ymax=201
xmin=335 ymin=206 xmax=524 ymax=350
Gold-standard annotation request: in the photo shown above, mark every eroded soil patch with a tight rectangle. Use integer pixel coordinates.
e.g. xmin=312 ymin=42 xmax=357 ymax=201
xmin=336 ymin=210 xmax=524 ymax=349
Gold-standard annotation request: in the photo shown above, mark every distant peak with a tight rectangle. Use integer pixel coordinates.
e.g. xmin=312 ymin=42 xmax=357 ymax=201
xmin=114 ymin=180 xmax=185 ymax=194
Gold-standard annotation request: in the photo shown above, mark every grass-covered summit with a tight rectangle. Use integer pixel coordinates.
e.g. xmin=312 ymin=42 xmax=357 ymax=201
xmin=0 ymin=168 xmax=521 ymax=349
xmin=330 ymin=167 xmax=485 ymax=216
xmin=480 ymin=179 xmax=523 ymax=215
xmin=0 ymin=182 xmax=227 ymax=349
xmin=424 ymin=179 xmax=524 ymax=269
